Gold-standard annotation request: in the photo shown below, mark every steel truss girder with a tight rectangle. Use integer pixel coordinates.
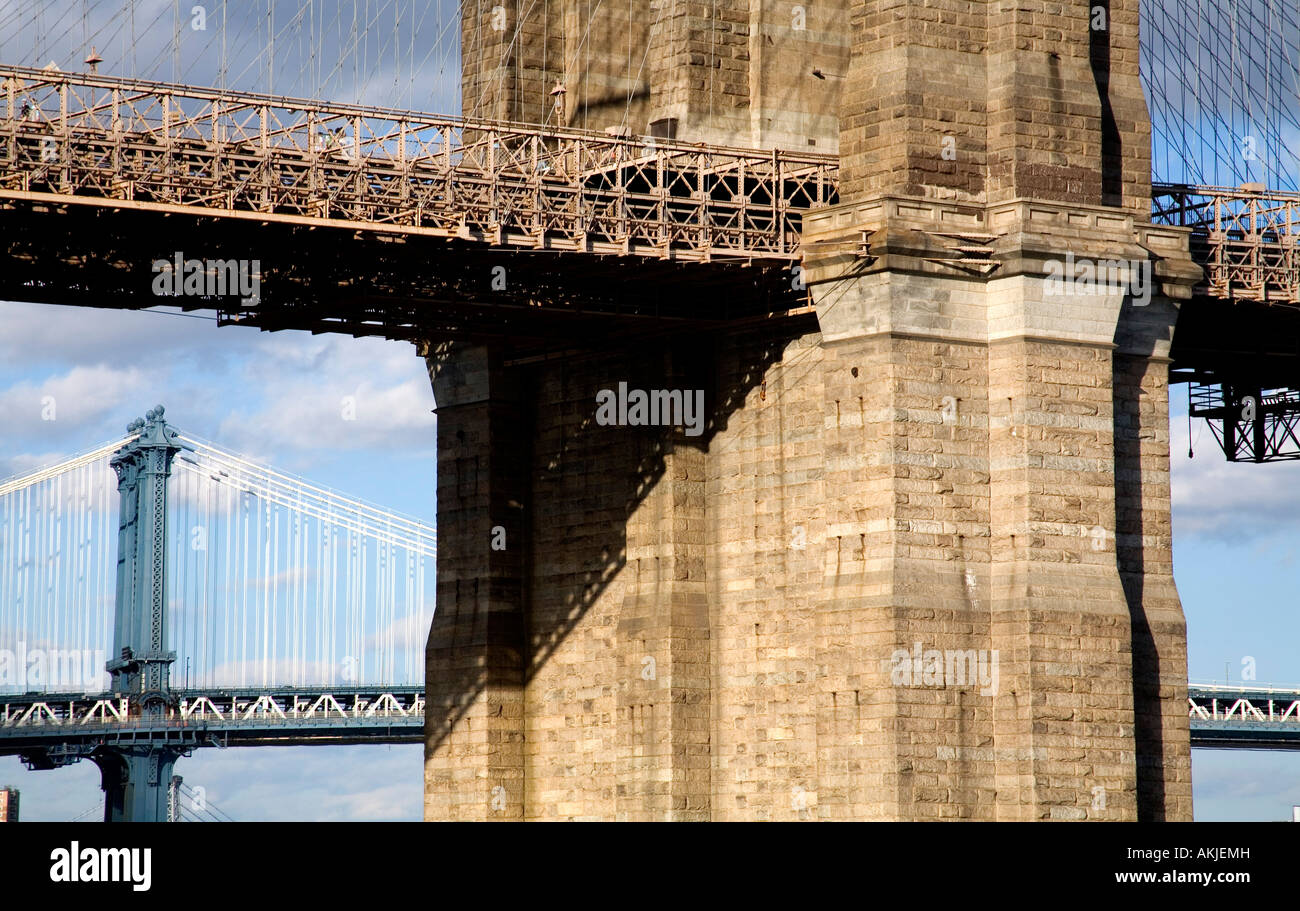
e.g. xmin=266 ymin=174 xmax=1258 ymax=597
xmin=0 ymin=199 xmax=807 ymax=350
xmin=1188 ymin=381 xmax=1300 ymax=462
xmin=0 ymin=686 xmax=425 ymax=754
xmin=1153 ymin=183 xmax=1300 ymax=304
xmin=1188 ymin=684 xmax=1300 ymax=750
xmin=0 ymin=64 xmax=836 ymax=263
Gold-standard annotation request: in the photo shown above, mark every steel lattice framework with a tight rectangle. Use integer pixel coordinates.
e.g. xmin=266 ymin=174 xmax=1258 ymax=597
xmin=1185 ymin=383 xmax=1300 ymax=462
xmin=1187 ymin=684 xmax=1300 ymax=749
xmin=0 ymin=686 xmax=424 ymax=765
xmin=1154 ymin=182 xmax=1300 ymax=303
xmin=0 ymin=64 xmax=836 ymax=263
xmin=5 ymin=65 xmax=1300 ymax=306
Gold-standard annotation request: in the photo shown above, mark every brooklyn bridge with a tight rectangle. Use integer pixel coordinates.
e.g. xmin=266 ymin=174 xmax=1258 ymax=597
xmin=0 ymin=0 xmax=1298 ymax=821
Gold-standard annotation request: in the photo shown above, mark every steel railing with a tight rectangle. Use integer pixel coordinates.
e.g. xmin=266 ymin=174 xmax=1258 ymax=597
xmin=0 ymin=64 xmax=838 ymax=262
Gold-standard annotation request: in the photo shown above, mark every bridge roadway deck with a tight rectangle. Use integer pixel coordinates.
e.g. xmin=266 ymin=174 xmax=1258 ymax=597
xmin=0 ymin=64 xmax=1296 ymax=349
xmin=1186 ymin=684 xmax=1300 ymax=750
xmin=0 ymin=64 xmax=834 ymax=263
xmin=1 ymin=684 xmax=1295 ymax=760
xmin=0 ymin=686 xmax=423 ymax=761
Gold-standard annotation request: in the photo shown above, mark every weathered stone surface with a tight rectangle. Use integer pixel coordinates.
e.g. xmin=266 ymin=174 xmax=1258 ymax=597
xmin=460 ymin=0 xmax=849 ymax=150
xmin=428 ymin=0 xmax=1195 ymax=821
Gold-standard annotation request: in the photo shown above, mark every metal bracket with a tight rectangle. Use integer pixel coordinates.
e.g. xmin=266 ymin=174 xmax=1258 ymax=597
xmin=856 ymin=229 xmax=876 ymax=261
xmin=924 ymin=231 xmax=1000 ymax=275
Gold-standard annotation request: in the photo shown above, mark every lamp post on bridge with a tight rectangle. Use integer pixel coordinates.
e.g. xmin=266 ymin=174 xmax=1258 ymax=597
xmin=94 ymin=405 xmax=189 ymax=823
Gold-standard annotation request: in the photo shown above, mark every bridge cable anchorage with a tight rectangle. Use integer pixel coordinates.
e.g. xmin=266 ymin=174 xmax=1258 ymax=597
xmin=922 ymin=231 xmax=1001 ymax=276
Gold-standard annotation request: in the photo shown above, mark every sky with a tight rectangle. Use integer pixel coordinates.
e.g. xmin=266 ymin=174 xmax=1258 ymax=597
xmin=1168 ymin=403 xmax=1300 ymax=821
xmin=0 ymin=0 xmax=1298 ymax=822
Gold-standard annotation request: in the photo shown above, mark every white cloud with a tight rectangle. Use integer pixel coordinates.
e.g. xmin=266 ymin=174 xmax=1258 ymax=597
xmin=1192 ymin=751 xmax=1300 ymax=821
xmin=0 ymin=301 xmax=435 ymax=486
xmin=365 ymin=612 xmax=434 ymax=653
xmin=179 ymin=744 xmax=423 ymax=821
xmin=1170 ymin=412 xmax=1300 ymax=541
xmin=0 ymin=448 xmax=78 ymax=481
xmin=0 ymin=302 xmax=217 ymax=370
xmin=0 ymin=364 xmax=149 ymax=441
xmin=213 ymin=334 xmax=435 ymax=461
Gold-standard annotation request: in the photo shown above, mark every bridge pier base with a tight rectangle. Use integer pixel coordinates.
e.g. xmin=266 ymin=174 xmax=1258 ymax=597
xmin=420 ymin=219 xmax=1196 ymax=819
xmin=94 ymin=747 xmax=180 ymax=823
xmin=423 ymin=345 xmax=529 ymax=821
xmin=799 ymin=195 xmax=1199 ymax=820
xmin=1115 ymin=341 xmax=1197 ymax=820
xmin=421 ymin=0 xmax=1201 ymax=821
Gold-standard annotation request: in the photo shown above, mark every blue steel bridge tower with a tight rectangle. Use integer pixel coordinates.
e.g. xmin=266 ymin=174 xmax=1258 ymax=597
xmin=98 ymin=406 xmax=187 ymax=822
xmin=0 ymin=403 xmax=433 ymax=821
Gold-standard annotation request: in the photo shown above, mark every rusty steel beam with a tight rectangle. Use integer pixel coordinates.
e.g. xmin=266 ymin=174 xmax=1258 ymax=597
xmin=1153 ymin=182 xmax=1300 ymax=305
xmin=2 ymin=65 xmax=1295 ymax=304
xmin=0 ymin=64 xmax=838 ymax=263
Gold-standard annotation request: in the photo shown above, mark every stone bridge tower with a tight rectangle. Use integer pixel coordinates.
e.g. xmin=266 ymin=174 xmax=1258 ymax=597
xmin=424 ymin=0 xmax=1197 ymax=821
